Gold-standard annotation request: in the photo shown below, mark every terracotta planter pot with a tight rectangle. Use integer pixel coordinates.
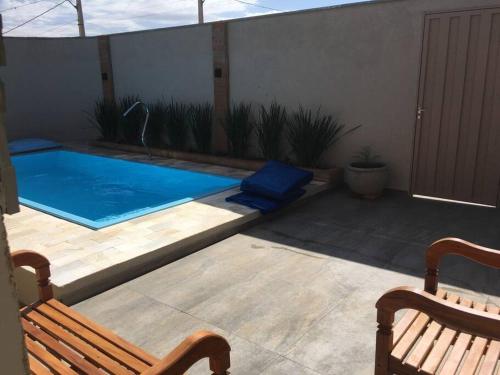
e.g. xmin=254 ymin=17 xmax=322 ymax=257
xmin=345 ymin=163 xmax=389 ymax=199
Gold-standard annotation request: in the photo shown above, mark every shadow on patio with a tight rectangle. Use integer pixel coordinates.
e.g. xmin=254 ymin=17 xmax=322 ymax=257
xmin=73 ymin=190 xmax=500 ymax=375
xmin=251 ymin=189 xmax=500 ymax=297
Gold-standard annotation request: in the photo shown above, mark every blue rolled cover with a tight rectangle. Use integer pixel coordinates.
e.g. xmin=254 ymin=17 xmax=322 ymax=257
xmin=240 ymin=160 xmax=313 ymax=201
xmin=226 ymin=189 xmax=305 ymax=214
xmin=9 ymin=138 xmax=61 ymax=155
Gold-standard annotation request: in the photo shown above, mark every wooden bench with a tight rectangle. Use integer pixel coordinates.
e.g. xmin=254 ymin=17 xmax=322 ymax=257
xmin=375 ymin=238 xmax=500 ymax=375
xmin=12 ymin=250 xmax=231 ymax=375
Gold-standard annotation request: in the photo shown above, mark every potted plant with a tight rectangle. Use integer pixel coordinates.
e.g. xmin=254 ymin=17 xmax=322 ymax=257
xmin=345 ymin=146 xmax=388 ymax=199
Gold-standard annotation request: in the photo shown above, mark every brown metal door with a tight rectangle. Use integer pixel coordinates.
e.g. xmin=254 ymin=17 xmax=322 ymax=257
xmin=412 ymin=7 xmax=500 ymax=206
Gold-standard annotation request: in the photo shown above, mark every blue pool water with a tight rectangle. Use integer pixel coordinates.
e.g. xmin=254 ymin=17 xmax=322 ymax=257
xmin=12 ymin=150 xmax=240 ymax=229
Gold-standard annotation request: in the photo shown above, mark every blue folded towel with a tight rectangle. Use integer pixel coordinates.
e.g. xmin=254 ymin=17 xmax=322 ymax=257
xmin=226 ymin=189 xmax=306 ymax=214
xmin=9 ymin=138 xmax=61 ymax=155
xmin=226 ymin=161 xmax=312 ymax=213
xmin=240 ymin=160 xmax=313 ymax=201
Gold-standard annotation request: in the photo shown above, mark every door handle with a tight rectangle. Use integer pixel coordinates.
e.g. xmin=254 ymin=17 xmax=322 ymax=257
xmin=417 ymin=106 xmax=425 ymax=120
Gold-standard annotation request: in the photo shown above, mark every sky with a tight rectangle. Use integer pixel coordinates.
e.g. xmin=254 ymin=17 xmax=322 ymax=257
xmin=0 ymin=0 xmax=369 ymax=37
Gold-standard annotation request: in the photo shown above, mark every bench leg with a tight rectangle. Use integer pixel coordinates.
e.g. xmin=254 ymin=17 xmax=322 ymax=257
xmin=209 ymin=351 xmax=230 ymax=375
xmin=375 ymin=311 xmax=394 ymax=375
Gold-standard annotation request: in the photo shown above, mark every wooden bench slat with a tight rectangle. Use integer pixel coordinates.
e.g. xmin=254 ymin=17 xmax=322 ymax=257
xmin=28 ymin=354 xmax=53 ymax=375
xmin=420 ymin=294 xmax=465 ymax=374
xmin=477 ymin=305 xmax=500 ymax=375
xmin=460 ymin=337 xmax=489 ymax=375
xmin=439 ymin=333 xmax=472 ymax=375
xmin=388 ymin=356 xmax=421 ymax=375
xmin=478 ymin=340 xmax=500 ymax=375
xmin=391 ymin=311 xmax=431 ymax=361
xmin=405 ymin=319 xmax=443 ymax=368
xmin=444 ymin=292 xmax=460 ymax=302
xmin=420 ymin=327 xmax=457 ymax=374
xmin=47 ymin=299 xmax=159 ymax=365
xmin=439 ymin=297 xmax=477 ymax=375
xmin=393 ymin=309 xmax=419 ymax=345
xmin=35 ymin=302 xmax=149 ymax=373
xmin=457 ymin=302 xmax=489 ymax=375
xmin=403 ymin=292 xmax=457 ymax=370
xmin=391 ymin=290 xmax=447 ymax=362
xmin=24 ymin=309 xmax=131 ymax=374
xmin=22 ymin=318 xmax=103 ymax=374
xmin=26 ymin=335 xmax=78 ymax=375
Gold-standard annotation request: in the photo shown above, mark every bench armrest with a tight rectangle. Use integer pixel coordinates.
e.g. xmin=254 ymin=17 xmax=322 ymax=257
xmin=424 ymin=238 xmax=500 ymax=294
xmin=11 ymin=250 xmax=53 ymax=301
xmin=376 ymin=286 xmax=500 ymax=341
xmin=142 ymin=330 xmax=230 ymax=375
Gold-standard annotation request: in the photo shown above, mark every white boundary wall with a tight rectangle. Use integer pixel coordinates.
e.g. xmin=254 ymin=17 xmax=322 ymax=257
xmin=228 ymin=0 xmax=500 ymax=189
xmin=3 ymin=0 xmax=500 ymax=190
xmin=110 ymin=25 xmax=214 ymax=104
xmin=1 ymin=37 xmax=101 ymax=141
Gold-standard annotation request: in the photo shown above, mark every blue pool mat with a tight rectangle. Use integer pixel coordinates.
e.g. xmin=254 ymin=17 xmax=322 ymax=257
xmin=226 ymin=160 xmax=313 ymax=213
xmin=226 ymin=189 xmax=306 ymax=214
xmin=240 ymin=160 xmax=313 ymax=200
xmin=9 ymin=138 xmax=62 ymax=155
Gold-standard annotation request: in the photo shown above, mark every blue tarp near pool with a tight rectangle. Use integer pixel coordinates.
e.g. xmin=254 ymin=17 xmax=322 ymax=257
xmin=226 ymin=189 xmax=306 ymax=214
xmin=226 ymin=160 xmax=313 ymax=213
xmin=9 ymin=138 xmax=61 ymax=155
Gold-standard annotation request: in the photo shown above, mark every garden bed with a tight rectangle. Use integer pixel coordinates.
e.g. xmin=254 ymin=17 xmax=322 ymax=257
xmin=92 ymin=141 xmax=343 ymax=186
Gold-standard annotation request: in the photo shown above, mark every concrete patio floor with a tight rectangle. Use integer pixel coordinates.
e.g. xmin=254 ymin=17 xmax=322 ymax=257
xmin=73 ymin=190 xmax=500 ymax=374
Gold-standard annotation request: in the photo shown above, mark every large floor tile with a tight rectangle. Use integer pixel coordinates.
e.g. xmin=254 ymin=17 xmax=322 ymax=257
xmin=284 ymin=268 xmax=422 ymax=375
xmin=186 ymin=271 xmax=333 ymax=354
xmin=261 ymin=357 xmax=322 ymax=375
xmin=126 ymin=235 xmax=294 ymax=311
xmin=72 ymin=189 xmax=500 ymax=374
xmin=74 ymin=284 xmax=279 ymax=375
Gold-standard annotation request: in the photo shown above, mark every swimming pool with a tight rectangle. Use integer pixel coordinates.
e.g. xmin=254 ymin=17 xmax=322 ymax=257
xmin=12 ymin=150 xmax=240 ymax=229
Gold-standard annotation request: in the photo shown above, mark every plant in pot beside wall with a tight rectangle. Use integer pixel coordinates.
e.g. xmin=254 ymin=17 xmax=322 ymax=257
xmin=345 ymin=146 xmax=388 ymax=199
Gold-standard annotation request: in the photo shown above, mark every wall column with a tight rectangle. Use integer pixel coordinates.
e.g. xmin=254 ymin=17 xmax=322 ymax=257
xmin=0 ymin=15 xmax=29 ymax=375
xmin=211 ymin=22 xmax=229 ymax=153
xmin=97 ymin=35 xmax=115 ymax=103
xmin=0 ymin=15 xmax=19 ymax=215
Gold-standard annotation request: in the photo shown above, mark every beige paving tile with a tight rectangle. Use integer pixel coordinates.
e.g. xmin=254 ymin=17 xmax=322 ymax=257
xmin=7 ymin=145 xmax=328 ymax=303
